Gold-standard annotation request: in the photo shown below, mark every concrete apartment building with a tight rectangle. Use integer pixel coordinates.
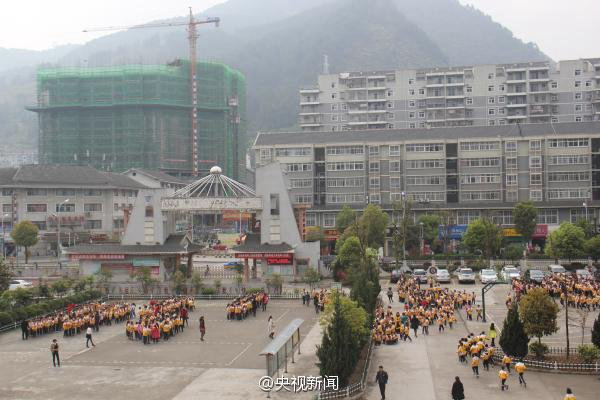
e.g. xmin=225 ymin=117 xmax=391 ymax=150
xmin=299 ymin=58 xmax=600 ymax=132
xmin=0 ymin=165 xmax=187 ymax=256
xmin=254 ymin=122 xmax=600 ymax=245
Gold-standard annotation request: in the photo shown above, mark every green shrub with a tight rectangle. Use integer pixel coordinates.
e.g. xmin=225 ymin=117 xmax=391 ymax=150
xmin=529 ymin=342 xmax=549 ymax=359
xmin=200 ymin=287 xmax=217 ymax=295
xmin=577 ymin=344 xmax=599 ymax=363
xmin=0 ymin=311 xmax=13 ymax=325
xmin=245 ymin=288 xmax=264 ymax=295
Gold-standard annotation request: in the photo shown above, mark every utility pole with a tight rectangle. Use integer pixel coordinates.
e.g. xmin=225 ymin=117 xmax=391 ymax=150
xmin=562 ymin=282 xmax=570 ymax=359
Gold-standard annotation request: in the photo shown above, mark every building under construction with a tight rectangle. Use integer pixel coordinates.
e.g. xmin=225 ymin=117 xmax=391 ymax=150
xmin=30 ymin=60 xmax=246 ymax=180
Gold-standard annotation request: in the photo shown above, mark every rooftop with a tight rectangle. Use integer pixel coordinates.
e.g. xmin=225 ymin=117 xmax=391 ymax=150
xmin=232 ymin=233 xmax=293 ymax=253
xmin=125 ymin=168 xmax=189 ymax=185
xmin=254 ymin=122 xmax=600 ymax=147
xmin=65 ymin=234 xmax=204 ymax=255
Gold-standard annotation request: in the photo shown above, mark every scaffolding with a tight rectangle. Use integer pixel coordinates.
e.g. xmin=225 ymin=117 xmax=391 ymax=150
xmin=31 ymin=61 xmax=246 ymax=178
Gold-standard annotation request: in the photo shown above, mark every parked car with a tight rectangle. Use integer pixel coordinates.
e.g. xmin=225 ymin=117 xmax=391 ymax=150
xmin=575 ymin=269 xmax=592 ymax=280
xmin=457 ymin=268 xmax=475 ymax=284
xmin=549 ymin=264 xmax=566 ymax=275
xmin=413 ymin=268 xmax=428 ymax=283
xmin=479 ymin=269 xmax=498 ymax=284
xmin=501 ymin=266 xmax=521 ymax=281
xmin=9 ymin=279 xmax=33 ymax=290
xmin=525 ymin=269 xmax=545 ymax=283
xmin=436 ymin=269 xmax=451 ymax=283
xmin=390 ymin=269 xmax=402 ymax=284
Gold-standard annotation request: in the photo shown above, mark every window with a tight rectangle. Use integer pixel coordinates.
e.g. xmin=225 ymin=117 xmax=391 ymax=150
xmin=537 ymin=209 xmax=559 ymax=224
xmin=295 ymin=194 xmax=312 ymax=204
xmin=551 ymin=82 xmax=557 ymax=89
xmin=506 ymin=174 xmax=517 ymax=186
xmin=389 ymin=145 xmax=401 ymax=156
xmin=341 ymin=103 xmax=347 ymax=110
xmin=574 ymin=69 xmax=581 ymax=76
xmin=327 ymin=178 xmax=363 ymax=188
xmin=530 ymin=173 xmax=542 ymax=185
xmin=409 ymin=89 xmax=415 ymax=95
xmin=418 ymin=111 xmax=425 ymax=118
xmin=26 ymin=204 xmax=47 ymax=213
xmin=551 ymin=94 xmax=558 ymax=101
xmin=327 ymin=193 xmax=364 ymax=204
xmin=27 ymin=189 xmax=47 ymax=196
xmin=488 ymin=73 xmax=494 ymax=79
xmin=492 ymin=210 xmax=513 ymax=225
xmin=390 ymin=161 xmax=401 ymax=172
xmin=31 ymin=221 xmax=47 ymax=231
xmin=2 ymin=204 xmax=10 ymax=213
xmin=1 ymin=189 xmax=12 ymax=196
xmin=409 ymin=100 xmax=415 ymax=108
xmin=499 ymin=84 xmax=505 ymax=92
xmin=418 ymin=88 xmax=425 ymax=95
xmin=530 ymin=140 xmax=541 ymax=150
xmin=530 ymin=190 xmax=543 ymax=202
xmin=548 ymin=172 xmax=589 ymax=182
xmin=113 ymin=218 xmax=124 ymax=229
xmin=548 ymin=138 xmax=588 ymax=148
xmin=369 ymin=193 xmax=381 ymax=204
xmin=547 ymin=188 xmax=590 ymax=199
xmin=84 ymin=203 xmax=102 ymax=212
xmin=369 ymin=177 xmax=380 ymax=187
xmin=369 ymin=162 xmax=380 ymax=172
xmin=56 ymin=203 xmax=75 ymax=213
xmin=466 ymin=98 xmax=473 ymax=105
xmin=387 ymin=90 xmax=393 ymax=97
xmin=387 ymin=101 xmax=394 ymax=109
xmin=460 ymin=174 xmax=500 ymax=184
xmin=290 ymin=179 xmax=312 ymax=189
xmin=326 ymin=162 xmax=364 ymax=171
xmin=457 ymin=210 xmax=481 ymax=225
xmin=409 ymin=123 xmax=416 ymax=129
xmin=570 ymin=209 xmax=592 ymax=223
xmin=331 ymin=114 xmax=338 ymax=122
xmin=409 ymin=112 xmax=415 ymax=119
xmin=305 ymin=213 xmax=316 ymax=227
xmin=327 ymin=145 xmax=364 ymax=155
xmin=459 ymin=158 xmax=500 ymax=168
xmin=575 ymin=81 xmax=581 ymax=88
xmin=390 ymin=177 xmax=402 ymax=188
xmin=488 ymin=108 xmax=495 ymax=115
xmin=499 ymin=119 xmax=506 ymax=125
xmin=145 ymin=205 xmax=154 ymax=218
xmin=529 ymin=156 xmax=542 ymax=168
xmin=83 ymin=189 xmax=102 ymax=197
xmin=405 ymin=143 xmax=443 ymax=152
xmin=498 ymin=96 xmax=505 ymax=103
xmin=461 ymin=191 xmax=501 ymax=201
xmin=331 ymin=93 xmax=337 ymax=99
xmin=548 ymin=155 xmax=588 ymax=165
xmin=466 ymin=86 xmax=472 ymax=93
xmin=460 ymin=141 xmax=500 ymax=151
xmin=113 ymin=203 xmax=120 ymax=211
xmin=56 ymin=189 xmax=77 ymax=197
xmin=488 ymin=120 xmax=496 ymax=126
xmin=406 ymin=192 xmax=445 ymax=202
xmin=585 ymin=80 xmax=592 ymax=87
xmin=323 ymin=213 xmax=336 ymax=227
xmin=284 ymin=163 xmax=312 ymax=172
xmin=551 ymin=117 xmax=558 ymax=123
xmin=506 ymin=157 xmax=517 ymax=169
xmin=574 ymin=92 xmax=582 ymax=100
xmin=275 ymin=147 xmax=312 ymax=157
xmin=84 ymin=220 xmax=102 ymax=230
xmin=576 ymin=116 xmax=583 ymax=122
xmin=408 ymin=78 xmax=414 ymax=85
xmin=575 ymin=104 xmax=583 ymax=112
xmin=406 ymin=176 xmax=444 ymax=185
xmin=488 ymin=85 xmax=494 ymax=92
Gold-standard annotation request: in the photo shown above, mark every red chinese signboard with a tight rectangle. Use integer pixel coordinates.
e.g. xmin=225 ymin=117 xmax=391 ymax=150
xmin=234 ymin=252 xmax=294 ymax=265
xmin=266 ymin=254 xmax=294 ymax=265
xmin=70 ymin=253 xmax=126 ymax=260
xmin=532 ymin=224 xmax=548 ymax=239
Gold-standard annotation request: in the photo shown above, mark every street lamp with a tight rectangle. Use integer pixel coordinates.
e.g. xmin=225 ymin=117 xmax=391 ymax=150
xmin=582 ymin=202 xmax=588 ymax=221
xmin=401 ymin=192 xmax=407 ymax=270
xmin=1 ymin=212 xmax=9 ymax=259
xmin=56 ymin=199 xmax=70 ymax=260
xmin=419 ymin=222 xmax=424 ymax=256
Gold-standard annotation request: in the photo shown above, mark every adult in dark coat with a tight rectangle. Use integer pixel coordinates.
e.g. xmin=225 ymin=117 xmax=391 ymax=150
xmin=410 ymin=315 xmax=420 ymax=337
xmin=451 ymin=376 xmax=465 ymax=400
xmin=21 ymin=319 xmax=29 ymax=340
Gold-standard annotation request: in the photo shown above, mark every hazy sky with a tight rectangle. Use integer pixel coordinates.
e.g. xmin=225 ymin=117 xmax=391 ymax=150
xmin=0 ymin=0 xmax=598 ymax=61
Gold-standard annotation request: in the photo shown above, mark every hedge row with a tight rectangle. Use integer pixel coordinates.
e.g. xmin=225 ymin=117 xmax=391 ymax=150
xmin=0 ymin=290 xmax=102 ymax=327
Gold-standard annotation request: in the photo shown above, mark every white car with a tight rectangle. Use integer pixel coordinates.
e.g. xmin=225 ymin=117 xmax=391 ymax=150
xmin=575 ymin=269 xmax=592 ymax=280
xmin=457 ymin=268 xmax=475 ymax=283
xmin=436 ymin=269 xmax=451 ymax=283
xmin=549 ymin=264 xmax=566 ymax=275
xmin=480 ymin=269 xmax=498 ymax=284
xmin=501 ymin=266 xmax=521 ymax=281
xmin=8 ymin=279 xmax=33 ymax=290
xmin=413 ymin=268 xmax=428 ymax=283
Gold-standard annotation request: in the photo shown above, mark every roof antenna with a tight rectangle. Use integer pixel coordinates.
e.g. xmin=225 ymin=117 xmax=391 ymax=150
xmin=323 ymin=54 xmax=329 ymax=74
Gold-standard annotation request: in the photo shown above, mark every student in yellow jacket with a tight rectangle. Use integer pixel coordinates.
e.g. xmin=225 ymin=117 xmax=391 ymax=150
xmin=498 ymin=367 xmax=509 ymax=391
xmin=515 ymin=361 xmax=526 ymax=387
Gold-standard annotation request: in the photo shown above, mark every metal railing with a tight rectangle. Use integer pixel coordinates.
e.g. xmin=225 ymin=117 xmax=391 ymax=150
xmin=317 ymin=339 xmax=374 ymax=399
xmin=492 ymin=347 xmax=600 ymax=373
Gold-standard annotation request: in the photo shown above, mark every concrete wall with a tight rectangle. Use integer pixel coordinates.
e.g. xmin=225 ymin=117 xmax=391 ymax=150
xmin=122 ymin=188 xmax=171 ymax=245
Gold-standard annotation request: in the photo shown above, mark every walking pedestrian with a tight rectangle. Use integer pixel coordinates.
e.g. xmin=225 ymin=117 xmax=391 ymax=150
xmin=515 ymin=360 xmax=526 ymax=387
xmin=50 ymin=339 xmax=60 ymax=367
xmin=564 ymin=388 xmax=575 ymax=400
xmin=21 ymin=319 xmax=29 ymax=340
xmin=451 ymin=376 xmax=465 ymax=400
xmin=387 ymin=287 xmax=393 ymax=303
xmin=199 ymin=316 xmax=206 ymax=341
xmin=85 ymin=326 xmax=95 ymax=348
xmin=267 ymin=315 xmax=275 ymax=339
xmin=499 ymin=367 xmax=509 ymax=391
xmin=374 ymin=365 xmax=388 ymax=400
xmin=502 ymin=354 xmax=512 ymax=372
xmin=488 ymin=323 xmax=497 ymax=347
xmin=471 ymin=355 xmax=480 ymax=377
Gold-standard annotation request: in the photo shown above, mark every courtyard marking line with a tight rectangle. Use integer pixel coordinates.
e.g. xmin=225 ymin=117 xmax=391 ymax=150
xmin=275 ymin=309 xmax=290 ymax=322
xmin=226 ymin=343 xmax=252 ymax=367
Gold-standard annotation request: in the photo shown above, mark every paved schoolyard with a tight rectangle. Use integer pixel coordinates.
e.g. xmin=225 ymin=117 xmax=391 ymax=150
xmin=0 ymin=299 xmax=319 ymax=400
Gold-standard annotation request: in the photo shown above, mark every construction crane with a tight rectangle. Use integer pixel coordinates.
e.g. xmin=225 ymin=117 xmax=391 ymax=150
xmin=84 ymin=8 xmax=220 ymax=176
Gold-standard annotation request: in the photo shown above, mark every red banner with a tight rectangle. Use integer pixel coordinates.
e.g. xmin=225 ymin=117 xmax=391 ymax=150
xmin=532 ymin=224 xmax=548 ymax=239
xmin=234 ymin=252 xmax=293 ymax=259
xmin=70 ymin=253 xmax=125 ymax=260
xmin=266 ymin=254 xmax=294 ymax=265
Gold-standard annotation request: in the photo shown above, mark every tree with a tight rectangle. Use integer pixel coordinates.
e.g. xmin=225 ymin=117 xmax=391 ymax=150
xmin=592 ymin=314 xmax=600 ymax=348
xmin=574 ymin=218 xmax=594 ymax=240
xmin=335 ymin=205 xmax=357 ymax=234
xmin=518 ymin=287 xmax=559 ymax=343
xmin=462 ymin=218 xmax=502 ymax=263
xmin=417 ymin=214 xmax=441 ymax=245
xmin=545 ymin=222 xmax=585 ymax=261
xmin=305 ymin=226 xmax=325 ymax=244
xmin=135 ymin=266 xmax=158 ymax=294
xmin=337 ymin=236 xmax=362 ymax=272
xmin=302 ymin=267 xmax=321 ymax=289
xmin=265 ymin=274 xmax=282 ymax=294
xmin=583 ymin=236 xmax=600 ymax=261
xmin=171 ymin=270 xmax=187 ymax=294
xmin=513 ymin=201 xmax=538 ymax=247
xmin=190 ymin=272 xmax=204 ymax=294
xmin=570 ymin=307 xmax=591 ymax=345
xmin=213 ymin=278 xmax=222 ymax=293
xmin=51 ymin=278 xmax=72 ymax=297
xmin=95 ymin=269 xmax=113 ymax=293
xmin=499 ymin=304 xmax=529 ymax=358
xmin=358 ymin=204 xmax=389 ymax=249
xmin=0 ymin=259 xmax=11 ymax=292
xmin=320 ymin=292 xmax=369 ymax=343
xmin=316 ymin=292 xmax=360 ymax=387
xmin=10 ymin=220 xmax=39 ymax=263
xmin=504 ymin=243 xmax=523 ymax=264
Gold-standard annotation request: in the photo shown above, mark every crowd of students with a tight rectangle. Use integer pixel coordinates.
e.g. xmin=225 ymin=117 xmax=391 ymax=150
xmin=22 ymin=302 xmax=135 ymax=339
xmin=125 ymin=297 xmax=194 ymax=344
xmin=511 ymin=273 xmax=600 ymax=310
xmin=225 ymin=291 xmax=268 ymax=321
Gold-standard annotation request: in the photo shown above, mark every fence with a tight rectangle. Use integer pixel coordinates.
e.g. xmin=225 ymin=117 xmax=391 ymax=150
xmin=317 ymin=339 xmax=374 ymax=399
xmin=492 ymin=347 xmax=600 ymax=374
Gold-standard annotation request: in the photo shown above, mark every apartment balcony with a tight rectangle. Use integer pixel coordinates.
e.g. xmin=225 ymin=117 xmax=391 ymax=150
xmin=367 ymin=86 xmax=387 ymax=91
xmin=300 ymin=123 xmax=323 ymax=128
xmin=446 ymin=94 xmax=465 ymax=99
xmin=299 ymin=100 xmax=320 ymax=106
xmin=426 ymin=102 xmax=446 ymax=109
xmin=506 ymin=114 xmax=527 ymax=120
xmin=446 ymin=104 xmax=466 ymax=109
xmin=506 ymin=102 xmax=528 ymax=108
xmin=367 ymin=120 xmax=389 ymax=125
xmin=506 ymin=79 xmax=527 ymax=84
xmin=426 ymin=82 xmax=445 ymax=88
xmin=366 ymin=75 xmax=386 ymax=80
xmin=298 ymin=111 xmax=321 ymax=116
xmin=529 ymin=77 xmax=550 ymax=83
xmin=506 ymin=67 xmax=528 ymax=73
xmin=346 ymin=86 xmax=367 ymax=91
xmin=347 ymin=121 xmax=369 ymax=126
xmin=299 ymin=87 xmax=320 ymax=94
xmin=446 ymin=81 xmax=465 ymax=87
xmin=426 ymin=71 xmax=445 ymax=77
xmin=506 ymin=91 xmax=528 ymax=96
xmin=346 ymin=98 xmax=367 ymax=103
xmin=367 ymin=98 xmax=387 ymax=103
xmin=426 ymin=94 xmax=445 ymax=99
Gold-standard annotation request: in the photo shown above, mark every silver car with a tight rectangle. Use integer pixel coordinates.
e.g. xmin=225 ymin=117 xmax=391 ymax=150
xmin=458 ymin=268 xmax=475 ymax=283
xmin=501 ymin=266 xmax=521 ymax=281
xmin=479 ymin=269 xmax=498 ymax=284
xmin=436 ymin=269 xmax=451 ymax=283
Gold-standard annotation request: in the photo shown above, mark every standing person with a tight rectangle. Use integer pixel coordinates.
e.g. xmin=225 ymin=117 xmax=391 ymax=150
xmin=451 ymin=376 xmax=465 ymax=400
xmin=85 ymin=326 xmax=95 ymax=348
xmin=471 ymin=354 xmax=480 ymax=377
xmin=262 ymin=293 xmax=268 ymax=312
xmin=498 ymin=367 xmax=509 ymax=391
xmin=267 ymin=316 xmax=275 ymax=339
xmin=502 ymin=354 xmax=512 ymax=372
xmin=488 ymin=323 xmax=497 ymax=347
xmin=515 ymin=360 xmax=526 ymax=387
xmin=387 ymin=287 xmax=394 ymax=303
xmin=21 ymin=319 xmax=29 ymax=340
xmin=199 ymin=316 xmax=206 ymax=341
xmin=181 ymin=307 xmax=188 ymax=327
xmin=410 ymin=314 xmax=420 ymax=338
xmin=564 ymin=388 xmax=575 ymax=400
xmin=50 ymin=339 xmax=60 ymax=367
xmin=375 ymin=365 xmax=388 ymax=400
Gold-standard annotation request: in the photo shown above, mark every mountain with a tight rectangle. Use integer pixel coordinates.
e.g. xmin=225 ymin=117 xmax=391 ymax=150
xmin=0 ymin=44 xmax=80 ymax=73
xmin=0 ymin=0 xmax=551 ymax=153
